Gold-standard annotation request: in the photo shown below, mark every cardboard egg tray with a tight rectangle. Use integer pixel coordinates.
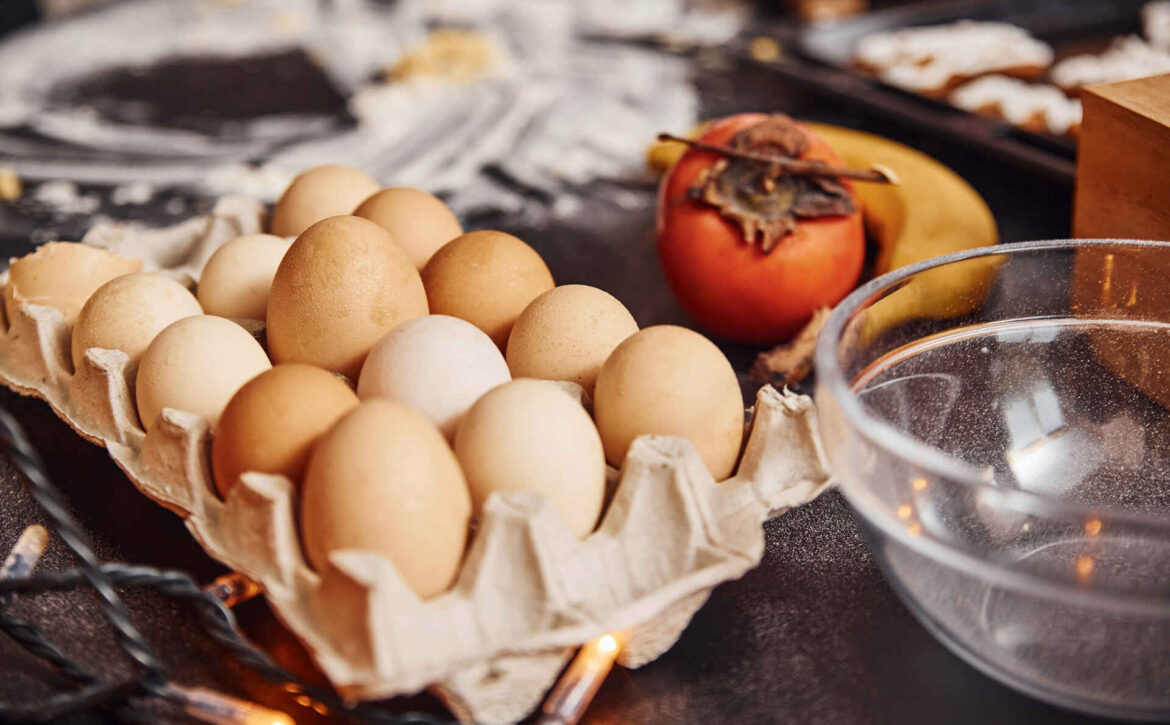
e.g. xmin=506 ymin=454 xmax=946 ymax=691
xmin=0 ymin=197 xmax=833 ymax=724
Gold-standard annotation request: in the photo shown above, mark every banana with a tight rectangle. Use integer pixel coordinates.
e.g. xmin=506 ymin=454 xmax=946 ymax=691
xmin=806 ymin=123 xmax=1001 ymax=339
xmin=806 ymin=123 xmax=998 ymax=274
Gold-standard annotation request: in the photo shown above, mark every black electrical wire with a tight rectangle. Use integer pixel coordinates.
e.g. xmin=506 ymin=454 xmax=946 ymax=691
xmin=0 ymin=405 xmax=456 ymax=725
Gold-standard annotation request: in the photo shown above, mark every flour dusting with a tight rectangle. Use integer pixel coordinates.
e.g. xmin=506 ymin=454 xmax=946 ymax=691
xmin=0 ymin=0 xmax=744 ymax=220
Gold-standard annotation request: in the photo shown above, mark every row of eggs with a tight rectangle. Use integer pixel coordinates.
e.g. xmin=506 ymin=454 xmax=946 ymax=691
xmin=2 ymin=165 xmax=746 ymax=599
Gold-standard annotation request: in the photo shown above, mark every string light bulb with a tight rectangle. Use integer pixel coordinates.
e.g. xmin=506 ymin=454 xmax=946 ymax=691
xmin=536 ymin=633 xmax=622 ymax=725
xmin=203 ymin=571 xmax=263 ymax=607
xmin=1 ymin=525 xmax=49 ymax=580
xmin=166 ymin=684 xmax=295 ymax=725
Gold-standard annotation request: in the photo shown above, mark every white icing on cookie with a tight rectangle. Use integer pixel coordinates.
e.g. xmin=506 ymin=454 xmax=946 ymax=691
xmin=950 ymin=75 xmax=1082 ymax=135
xmin=1052 ymin=35 xmax=1170 ymax=90
xmin=854 ymin=21 xmax=1053 ymax=93
xmin=1144 ymin=1 xmax=1170 ymax=50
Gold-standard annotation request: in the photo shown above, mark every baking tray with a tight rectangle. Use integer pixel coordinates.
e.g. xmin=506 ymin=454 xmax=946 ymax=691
xmin=760 ymin=0 xmax=1153 ymax=183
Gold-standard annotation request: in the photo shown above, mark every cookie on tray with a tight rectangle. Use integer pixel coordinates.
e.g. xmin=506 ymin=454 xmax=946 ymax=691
xmin=1144 ymin=0 xmax=1170 ymax=50
xmin=1052 ymin=35 xmax=1170 ymax=96
xmin=853 ymin=21 xmax=1054 ymax=97
xmin=949 ymin=75 xmax=1083 ymax=140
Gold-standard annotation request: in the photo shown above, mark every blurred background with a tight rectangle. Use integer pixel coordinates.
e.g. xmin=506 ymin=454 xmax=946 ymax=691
xmin=1 ymin=1 xmax=1165 ymax=723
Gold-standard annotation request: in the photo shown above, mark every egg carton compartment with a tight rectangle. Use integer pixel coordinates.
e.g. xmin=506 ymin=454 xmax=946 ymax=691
xmin=0 ymin=201 xmax=833 ymax=724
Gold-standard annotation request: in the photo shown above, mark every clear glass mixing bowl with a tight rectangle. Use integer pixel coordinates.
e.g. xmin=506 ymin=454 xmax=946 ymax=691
xmin=814 ymin=240 xmax=1170 ymax=720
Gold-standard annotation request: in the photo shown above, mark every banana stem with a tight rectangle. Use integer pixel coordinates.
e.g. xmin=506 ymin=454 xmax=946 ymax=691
xmin=656 ymin=133 xmax=898 ymax=184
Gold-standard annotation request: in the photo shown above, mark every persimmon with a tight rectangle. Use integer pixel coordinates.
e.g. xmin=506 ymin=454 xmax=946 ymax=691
xmin=657 ymin=113 xmax=865 ymax=345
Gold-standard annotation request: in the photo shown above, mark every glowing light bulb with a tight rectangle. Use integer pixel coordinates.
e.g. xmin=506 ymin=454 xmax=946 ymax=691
xmin=168 ymin=684 xmax=295 ymax=725
xmin=536 ymin=633 xmax=623 ymax=725
xmin=204 ymin=571 xmax=263 ymax=607
xmin=1076 ymin=556 xmax=1094 ymax=582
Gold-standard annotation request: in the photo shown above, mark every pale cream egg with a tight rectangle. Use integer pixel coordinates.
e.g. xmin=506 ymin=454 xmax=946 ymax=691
xmin=357 ymin=315 xmax=510 ymax=440
xmin=71 ymin=272 xmax=202 ymax=372
xmin=135 ymin=315 xmax=272 ymax=431
xmin=196 ymin=233 xmax=292 ymax=320
xmin=455 ymin=379 xmax=605 ymax=538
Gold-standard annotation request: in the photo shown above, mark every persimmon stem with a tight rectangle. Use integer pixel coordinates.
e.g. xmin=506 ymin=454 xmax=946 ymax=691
xmin=656 ymin=133 xmax=898 ymax=184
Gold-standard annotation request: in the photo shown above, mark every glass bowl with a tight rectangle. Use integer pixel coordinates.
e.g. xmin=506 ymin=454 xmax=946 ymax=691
xmin=814 ymin=240 xmax=1170 ymax=720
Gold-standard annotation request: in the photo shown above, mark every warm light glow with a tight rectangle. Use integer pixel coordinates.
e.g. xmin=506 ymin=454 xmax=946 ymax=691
xmin=1102 ymin=253 xmax=1114 ymax=302
xmin=294 ymin=696 xmax=312 ymax=708
xmin=1076 ymin=555 xmax=1094 ymax=581
xmin=906 ymin=522 xmax=922 ymax=538
xmin=1125 ymin=283 xmax=1138 ymax=307
xmin=172 ymin=684 xmax=295 ymax=725
xmin=245 ymin=712 xmax=295 ymax=725
xmin=1084 ymin=518 xmax=1102 ymax=536
xmin=896 ymin=504 xmax=912 ymax=520
xmin=912 ymin=477 xmax=928 ymax=492
xmin=204 ymin=571 xmax=263 ymax=608
xmin=538 ymin=633 xmax=623 ymax=725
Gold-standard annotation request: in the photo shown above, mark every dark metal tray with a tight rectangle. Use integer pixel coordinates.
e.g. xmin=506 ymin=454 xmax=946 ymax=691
xmin=764 ymin=0 xmax=1153 ymax=183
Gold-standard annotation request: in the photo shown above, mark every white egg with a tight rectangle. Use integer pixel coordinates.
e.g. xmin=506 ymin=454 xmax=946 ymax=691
xmin=356 ymin=315 xmax=511 ymax=439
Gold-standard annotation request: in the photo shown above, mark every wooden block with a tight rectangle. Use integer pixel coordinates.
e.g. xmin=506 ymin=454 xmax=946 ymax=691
xmin=1074 ymin=74 xmax=1170 ymax=240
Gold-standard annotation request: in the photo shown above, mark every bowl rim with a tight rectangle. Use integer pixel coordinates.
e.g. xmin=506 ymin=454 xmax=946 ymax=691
xmin=815 ymin=238 xmax=1170 ymax=538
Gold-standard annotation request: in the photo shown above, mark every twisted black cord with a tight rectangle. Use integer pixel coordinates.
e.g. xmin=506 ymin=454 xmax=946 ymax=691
xmin=1 ymin=563 xmax=451 ymax=724
xmin=0 ymin=680 xmax=139 ymax=722
xmin=0 ymin=605 xmax=95 ymax=683
xmin=0 ymin=408 xmax=167 ymax=690
xmin=0 ymin=407 xmax=456 ymax=725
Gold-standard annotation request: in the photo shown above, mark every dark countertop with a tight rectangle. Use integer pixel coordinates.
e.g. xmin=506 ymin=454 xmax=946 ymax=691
xmin=0 ymin=8 xmax=1113 ymax=725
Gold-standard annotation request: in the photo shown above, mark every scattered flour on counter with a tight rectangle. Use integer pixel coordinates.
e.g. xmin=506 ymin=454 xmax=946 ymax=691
xmin=33 ymin=180 xmax=101 ymax=215
xmin=111 ymin=181 xmax=156 ymax=206
xmin=0 ymin=0 xmax=742 ymax=219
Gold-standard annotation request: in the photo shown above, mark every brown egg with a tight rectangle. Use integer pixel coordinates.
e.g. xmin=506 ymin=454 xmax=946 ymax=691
xmin=455 ymin=379 xmax=605 ymax=538
xmin=196 ymin=233 xmax=292 ymax=320
xmin=71 ymin=273 xmax=202 ymax=372
xmin=594 ymin=325 xmax=744 ymax=480
xmin=3 ymin=242 xmax=141 ymax=326
xmin=421 ymin=230 xmax=554 ymax=349
xmin=300 ymin=399 xmax=471 ymax=599
xmin=269 ymin=165 xmax=380 ymax=238
xmin=212 ymin=364 xmax=358 ymax=498
xmin=353 ymin=187 xmax=463 ymax=269
xmin=136 ymin=316 xmax=272 ymax=431
xmin=266 ymin=215 xmax=429 ymax=380
xmin=505 ymin=284 xmax=638 ymax=395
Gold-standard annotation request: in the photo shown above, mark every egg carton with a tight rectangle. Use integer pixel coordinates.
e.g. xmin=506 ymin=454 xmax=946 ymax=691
xmin=0 ymin=198 xmax=834 ymax=725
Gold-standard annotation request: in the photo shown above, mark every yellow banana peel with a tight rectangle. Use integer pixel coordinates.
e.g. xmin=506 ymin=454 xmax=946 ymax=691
xmin=807 ymin=123 xmax=1000 ymax=341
